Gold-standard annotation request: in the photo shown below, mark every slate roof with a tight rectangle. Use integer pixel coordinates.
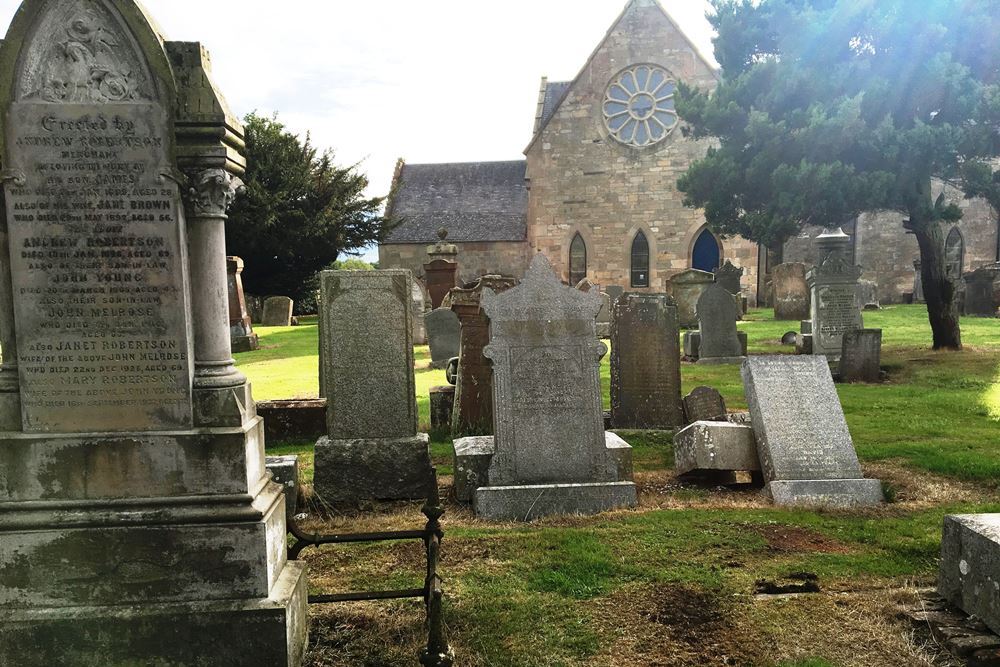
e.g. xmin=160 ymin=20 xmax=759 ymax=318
xmin=384 ymin=160 xmax=528 ymax=244
xmin=539 ymin=81 xmax=571 ymax=131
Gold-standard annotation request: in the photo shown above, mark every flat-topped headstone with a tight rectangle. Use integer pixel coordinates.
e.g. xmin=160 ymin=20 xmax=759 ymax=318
xmin=840 ymin=329 xmax=882 ymax=384
xmin=261 ymin=296 xmax=293 ymax=326
xmin=425 ymin=307 xmax=461 ymax=369
xmin=314 ymin=270 xmax=432 ymax=503
xmin=666 ymin=269 xmax=715 ymax=328
xmin=610 ymin=293 xmax=683 ymax=429
xmin=939 ymin=514 xmax=1000 ymax=635
xmin=963 ymin=268 xmax=998 ymax=317
xmin=741 ymin=356 xmax=883 ymax=507
xmin=807 ymin=229 xmax=863 ymax=358
xmin=458 ymin=254 xmax=636 ymax=520
xmin=772 ymin=263 xmax=810 ymax=321
xmin=683 ymin=386 xmax=728 ymax=423
xmin=696 ymin=283 xmax=744 ymax=364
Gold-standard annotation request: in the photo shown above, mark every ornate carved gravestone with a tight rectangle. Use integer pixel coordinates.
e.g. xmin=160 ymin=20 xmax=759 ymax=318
xmin=610 ymin=294 xmax=683 ymax=429
xmin=806 ymin=229 xmax=863 ymax=358
xmin=0 ymin=2 xmax=306 ymax=663
xmin=449 ymin=275 xmax=517 ymax=437
xmin=772 ymin=263 xmax=811 ymax=321
xmin=666 ymin=269 xmax=715 ymax=328
xmin=683 ymin=386 xmax=728 ymax=423
xmin=454 ymin=255 xmax=637 ymax=521
xmin=425 ymin=307 xmax=461 ymax=370
xmin=314 ymin=270 xmax=434 ymax=504
xmin=741 ymin=357 xmax=883 ymax=507
xmin=228 ymin=256 xmax=259 ymax=352
xmin=262 ymin=295 xmax=293 ymax=326
xmin=696 ymin=284 xmax=744 ymax=365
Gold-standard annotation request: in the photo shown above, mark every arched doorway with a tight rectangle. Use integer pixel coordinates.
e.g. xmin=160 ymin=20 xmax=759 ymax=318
xmin=692 ymin=228 xmax=721 ymax=272
xmin=945 ymin=227 xmax=964 ymax=281
xmin=569 ymin=233 xmax=588 ymax=286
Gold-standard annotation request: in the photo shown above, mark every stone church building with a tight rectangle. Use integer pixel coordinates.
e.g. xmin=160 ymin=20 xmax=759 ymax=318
xmin=379 ymin=0 xmax=998 ymax=304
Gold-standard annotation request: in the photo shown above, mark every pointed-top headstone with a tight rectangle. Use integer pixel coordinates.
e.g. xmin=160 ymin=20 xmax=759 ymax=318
xmin=696 ymin=284 xmax=744 ymax=364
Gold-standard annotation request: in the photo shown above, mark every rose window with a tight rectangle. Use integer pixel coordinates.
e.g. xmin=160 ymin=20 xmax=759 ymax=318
xmin=603 ymin=65 xmax=678 ymax=147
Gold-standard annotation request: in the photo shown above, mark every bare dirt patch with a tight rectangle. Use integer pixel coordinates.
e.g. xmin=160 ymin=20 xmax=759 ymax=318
xmin=754 ymin=524 xmax=854 ymax=554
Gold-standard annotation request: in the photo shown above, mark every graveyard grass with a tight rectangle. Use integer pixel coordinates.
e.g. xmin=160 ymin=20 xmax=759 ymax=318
xmin=238 ymin=305 xmax=1000 ymax=667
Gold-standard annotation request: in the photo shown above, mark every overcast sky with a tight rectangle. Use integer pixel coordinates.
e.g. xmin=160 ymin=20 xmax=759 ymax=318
xmin=0 ymin=0 xmax=716 ymax=260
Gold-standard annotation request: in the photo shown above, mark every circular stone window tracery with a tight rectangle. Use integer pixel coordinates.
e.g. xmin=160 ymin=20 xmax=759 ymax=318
xmin=603 ymin=65 xmax=678 ymax=147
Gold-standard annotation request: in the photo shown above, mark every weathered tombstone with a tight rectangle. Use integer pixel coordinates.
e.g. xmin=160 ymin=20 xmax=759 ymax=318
xmin=715 ymin=259 xmax=745 ymax=318
xmin=939 ymin=514 xmax=1000 ymax=635
xmin=610 ymin=294 xmax=683 ymax=429
xmin=856 ymin=279 xmax=880 ymax=311
xmin=314 ymin=270 xmax=434 ymax=504
xmin=696 ymin=284 xmax=744 ymax=364
xmin=840 ymin=329 xmax=882 ymax=383
xmin=666 ymin=269 xmax=715 ymax=328
xmin=772 ymin=263 xmax=811 ymax=321
xmin=449 ymin=275 xmax=517 ymax=436
xmin=674 ymin=422 xmax=761 ymax=483
xmin=807 ymin=228 xmax=863 ymax=358
xmin=683 ymin=386 xmax=728 ymax=424
xmin=425 ymin=307 xmax=461 ymax=369
xmin=246 ymin=294 xmax=264 ymax=324
xmin=424 ymin=228 xmax=459 ymax=309
xmin=262 ymin=295 xmax=294 ymax=326
xmin=963 ymin=267 xmax=999 ymax=317
xmin=411 ymin=279 xmax=427 ymax=344
xmin=455 ymin=255 xmax=637 ymax=521
xmin=429 ymin=385 xmax=456 ymax=431
xmin=741 ymin=357 xmax=883 ymax=507
xmin=0 ymin=2 xmax=306 ymax=662
xmin=228 ymin=256 xmax=259 ymax=352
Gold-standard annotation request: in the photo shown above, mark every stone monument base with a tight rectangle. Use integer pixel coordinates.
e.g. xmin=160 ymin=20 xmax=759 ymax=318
xmin=314 ymin=433 xmax=433 ymax=504
xmin=939 ymin=514 xmax=1000 ymax=635
xmin=474 ymin=482 xmax=638 ymax=522
xmin=232 ymin=333 xmax=260 ymax=353
xmin=674 ymin=421 xmax=760 ymax=479
xmin=696 ymin=356 xmax=746 ymax=366
xmin=682 ymin=331 xmax=748 ymax=359
xmin=0 ymin=561 xmax=308 ymax=667
xmin=767 ymin=479 xmax=884 ymax=507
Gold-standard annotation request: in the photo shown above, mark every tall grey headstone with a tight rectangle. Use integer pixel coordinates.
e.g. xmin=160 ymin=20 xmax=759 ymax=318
xmin=314 ymin=270 xmax=433 ymax=504
xmin=666 ymin=269 xmax=715 ymax=328
xmin=0 ymin=2 xmax=306 ymax=663
xmin=455 ymin=254 xmax=637 ymax=521
xmin=425 ymin=307 xmax=461 ymax=369
xmin=696 ymin=284 xmax=744 ymax=364
xmin=610 ymin=293 xmax=683 ymax=429
xmin=261 ymin=295 xmax=293 ymax=326
xmin=807 ymin=229 xmax=863 ymax=358
xmin=741 ymin=356 xmax=883 ymax=507
xmin=772 ymin=263 xmax=811 ymax=321
xmin=840 ymin=329 xmax=882 ymax=384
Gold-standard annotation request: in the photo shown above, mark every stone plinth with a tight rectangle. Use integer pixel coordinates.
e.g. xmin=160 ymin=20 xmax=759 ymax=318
xmin=610 ymin=294 xmax=683 ymax=429
xmin=267 ymin=454 xmax=301 ymax=523
xmin=939 ymin=514 xmax=1000 ymax=635
xmin=682 ymin=331 xmax=748 ymax=360
xmin=807 ymin=229 xmax=863 ymax=358
xmin=772 ymin=263 xmax=811 ymax=321
xmin=257 ymin=399 xmax=327 ymax=443
xmin=840 ymin=329 xmax=882 ymax=383
xmin=674 ymin=421 xmax=760 ymax=481
xmin=262 ymin=296 xmax=294 ymax=327
xmin=742 ymin=356 xmax=883 ymax=508
xmin=449 ymin=275 xmax=517 ymax=436
xmin=666 ymin=269 xmax=715 ymax=328
xmin=426 ymin=308 xmax=461 ymax=369
xmin=314 ymin=270 xmax=432 ymax=503
xmin=696 ymin=283 xmax=744 ymax=364
xmin=466 ymin=255 xmax=636 ymax=520
xmin=424 ymin=259 xmax=459 ymax=310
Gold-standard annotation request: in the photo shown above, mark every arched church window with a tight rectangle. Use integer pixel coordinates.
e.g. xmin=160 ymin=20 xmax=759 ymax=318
xmin=569 ymin=233 xmax=587 ymax=286
xmin=692 ymin=229 xmax=721 ymax=272
xmin=603 ymin=65 xmax=679 ymax=148
xmin=945 ymin=227 xmax=964 ymax=280
xmin=631 ymin=232 xmax=650 ymax=287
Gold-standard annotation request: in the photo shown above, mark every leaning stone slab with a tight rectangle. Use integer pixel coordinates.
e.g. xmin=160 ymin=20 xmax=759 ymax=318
xmin=313 ymin=434 xmax=433 ymax=504
xmin=939 ymin=514 xmax=1000 ymax=635
xmin=741 ymin=356 xmax=883 ymax=507
xmin=674 ymin=422 xmax=760 ymax=479
xmin=474 ymin=482 xmax=639 ymax=522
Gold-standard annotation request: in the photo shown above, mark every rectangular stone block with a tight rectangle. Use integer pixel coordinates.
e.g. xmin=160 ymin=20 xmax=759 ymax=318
xmin=674 ymin=421 xmax=760 ymax=477
xmin=767 ymin=479 xmax=885 ymax=508
xmin=313 ymin=434 xmax=433 ymax=505
xmin=453 ymin=435 xmax=495 ymax=504
xmin=266 ymin=455 xmax=300 ymax=522
xmin=474 ymin=481 xmax=638 ymax=522
xmin=939 ymin=514 xmax=1000 ymax=635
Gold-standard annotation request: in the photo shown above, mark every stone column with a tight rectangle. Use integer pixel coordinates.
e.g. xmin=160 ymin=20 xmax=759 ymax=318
xmin=184 ymin=168 xmax=246 ymax=390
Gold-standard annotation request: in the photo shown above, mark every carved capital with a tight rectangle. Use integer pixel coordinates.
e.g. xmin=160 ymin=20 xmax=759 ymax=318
xmin=184 ymin=168 xmax=244 ymax=219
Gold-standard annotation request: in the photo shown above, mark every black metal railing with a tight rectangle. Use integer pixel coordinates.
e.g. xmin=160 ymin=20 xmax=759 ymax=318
xmin=288 ymin=472 xmax=453 ymax=666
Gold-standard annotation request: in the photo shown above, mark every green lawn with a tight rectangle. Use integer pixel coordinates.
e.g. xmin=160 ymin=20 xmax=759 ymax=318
xmin=236 ymin=306 xmax=1000 ymax=667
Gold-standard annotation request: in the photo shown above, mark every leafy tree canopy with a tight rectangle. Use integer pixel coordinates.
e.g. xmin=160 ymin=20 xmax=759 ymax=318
xmin=225 ymin=113 xmax=389 ymax=303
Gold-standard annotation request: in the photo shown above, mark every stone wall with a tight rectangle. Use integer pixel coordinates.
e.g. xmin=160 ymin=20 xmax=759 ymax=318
xmin=379 ymin=241 xmax=532 ymax=286
xmin=524 ymin=0 xmax=762 ymax=302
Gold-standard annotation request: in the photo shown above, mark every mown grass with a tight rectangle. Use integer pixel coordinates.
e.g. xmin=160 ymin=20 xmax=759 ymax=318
xmin=236 ymin=305 xmax=1000 ymax=666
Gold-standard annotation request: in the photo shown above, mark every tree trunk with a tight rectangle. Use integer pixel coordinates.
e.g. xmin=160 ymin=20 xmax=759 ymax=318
xmin=912 ymin=219 xmax=962 ymax=350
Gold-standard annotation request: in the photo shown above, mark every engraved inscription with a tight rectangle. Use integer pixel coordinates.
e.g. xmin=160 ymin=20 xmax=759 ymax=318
xmin=5 ymin=103 xmax=192 ymax=432
xmin=816 ymin=286 xmax=860 ymax=348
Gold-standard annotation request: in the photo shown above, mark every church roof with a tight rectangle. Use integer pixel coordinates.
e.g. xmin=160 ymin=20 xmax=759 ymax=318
xmin=384 ymin=160 xmax=528 ymax=244
xmin=539 ymin=80 xmax=572 ymax=131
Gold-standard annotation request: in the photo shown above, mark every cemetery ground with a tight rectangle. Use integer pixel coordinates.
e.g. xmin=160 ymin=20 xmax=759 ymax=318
xmin=239 ymin=306 xmax=1000 ymax=667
